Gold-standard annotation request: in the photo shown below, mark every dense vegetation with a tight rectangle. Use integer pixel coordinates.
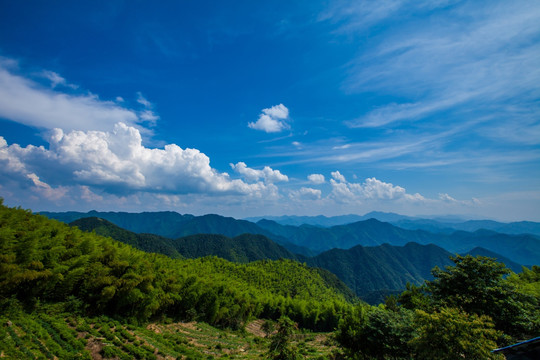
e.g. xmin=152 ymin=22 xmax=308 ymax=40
xmin=305 ymin=242 xmax=454 ymax=304
xmin=70 ymin=217 xmax=183 ymax=259
xmin=1 ymin=201 xmax=353 ymax=333
xmin=335 ymin=256 xmax=540 ymax=359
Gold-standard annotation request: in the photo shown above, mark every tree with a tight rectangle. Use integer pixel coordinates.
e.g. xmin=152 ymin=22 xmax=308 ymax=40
xmin=262 ymin=319 xmax=276 ymax=338
xmin=427 ymin=255 xmax=535 ymax=338
xmin=410 ymin=307 xmax=503 ymax=360
xmin=267 ymin=316 xmax=301 ymax=360
xmin=335 ymin=304 xmax=414 ymax=359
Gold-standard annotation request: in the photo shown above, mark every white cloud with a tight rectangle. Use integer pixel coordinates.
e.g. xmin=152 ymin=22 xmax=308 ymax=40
xmin=0 ymin=124 xmax=279 ymax=199
xmin=139 ymin=109 xmax=159 ymax=123
xmin=328 ymin=175 xmax=425 ymax=204
xmin=248 ymin=104 xmax=290 ymax=133
xmin=331 ymin=170 xmax=346 ymax=182
xmin=290 ymin=187 xmax=322 ymax=200
xmin=40 ymin=70 xmax=78 ymax=89
xmin=438 ymin=192 xmax=477 ymax=206
xmin=339 ymin=0 xmax=540 ymax=133
xmin=308 ymin=173 xmax=325 ymax=184
xmin=136 ymin=92 xmax=160 ymax=124
xmin=0 ymin=63 xmax=139 ymax=132
xmin=230 ymin=161 xmax=288 ymax=183
xmin=136 ymin=92 xmax=153 ymax=108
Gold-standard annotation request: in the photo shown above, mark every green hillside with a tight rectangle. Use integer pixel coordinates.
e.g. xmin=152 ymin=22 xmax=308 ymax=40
xmin=307 ymin=242 xmax=454 ymax=303
xmin=70 ymin=217 xmax=182 ymax=259
xmin=1 ymin=201 xmax=353 ymax=332
xmin=173 ymin=233 xmax=298 ymax=262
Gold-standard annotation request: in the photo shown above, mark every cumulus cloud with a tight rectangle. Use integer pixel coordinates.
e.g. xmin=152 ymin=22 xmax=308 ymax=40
xmin=230 ymin=162 xmax=288 ymax=183
xmin=308 ymin=173 xmax=325 ymax=184
xmin=438 ymin=193 xmax=479 ymax=206
xmin=328 ymin=174 xmax=425 ymax=204
xmin=331 ymin=171 xmax=346 ymax=182
xmin=248 ymin=104 xmax=290 ymax=133
xmin=290 ymin=187 xmax=322 ymax=200
xmin=0 ymin=123 xmax=279 ymax=199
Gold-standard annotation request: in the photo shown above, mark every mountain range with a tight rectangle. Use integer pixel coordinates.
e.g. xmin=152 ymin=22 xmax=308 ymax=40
xmin=245 ymin=212 xmax=540 ymax=236
xmin=64 ymin=213 xmax=534 ymax=304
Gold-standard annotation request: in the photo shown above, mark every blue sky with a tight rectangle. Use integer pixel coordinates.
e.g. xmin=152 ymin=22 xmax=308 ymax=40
xmin=1 ymin=0 xmax=539 ymax=221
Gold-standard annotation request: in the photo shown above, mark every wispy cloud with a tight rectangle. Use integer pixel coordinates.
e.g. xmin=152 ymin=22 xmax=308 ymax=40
xmin=0 ymin=61 xmax=140 ymax=132
xmin=325 ymin=0 xmax=540 ymax=143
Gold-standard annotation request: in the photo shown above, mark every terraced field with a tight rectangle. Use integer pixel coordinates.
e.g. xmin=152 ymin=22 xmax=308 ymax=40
xmin=1 ymin=310 xmax=336 ymax=359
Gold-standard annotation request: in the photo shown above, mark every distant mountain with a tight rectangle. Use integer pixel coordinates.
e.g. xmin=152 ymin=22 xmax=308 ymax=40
xmin=43 ymin=210 xmax=194 ymax=238
xmin=391 ymin=219 xmax=540 ymax=236
xmin=256 ymin=218 xmax=436 ymax=252
xmin=245 ymin=212 xmax=540 ymax=237
xmin=70 ymin=217 xmax=182 ymax=258
xmin=42 ymin=210 xmax=313 ymax=256
xmin=256 ymin=218 xmax=540 ymax=265
xmin=306 ymin=242 xmax=454 ymax=304
xmin=70 ymin=217 xmax=299 ymax=263
xmin=245 ymin=211 xmax=415 ymax=227
xmin=463 ymin=247 xmax=523 ymax=273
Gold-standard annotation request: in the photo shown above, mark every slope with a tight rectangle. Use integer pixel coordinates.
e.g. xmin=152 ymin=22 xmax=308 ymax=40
xmin=70 ymin=217 xmax=182 ymax=258
xmin=174 ymin=233 xmax=299 ymax=263
xmin=1 ymin=201 xmax=354 ymax=331
xmin=306 ymin=242 xmax=454 ymax=304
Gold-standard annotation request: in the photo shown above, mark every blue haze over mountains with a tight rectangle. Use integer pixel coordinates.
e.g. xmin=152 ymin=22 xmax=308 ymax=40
xmin=41 ymin=210 xmax=539 ymax=267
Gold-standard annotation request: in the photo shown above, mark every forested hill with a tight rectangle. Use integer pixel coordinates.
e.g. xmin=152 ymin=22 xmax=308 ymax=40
xmin=305 ymin=242 xmax=454 ymax=304
xmin=464 ymin=246 xmax=523 ymax=273
xmin=40 ymin=210 xmax=194 ymax=238
xmin=42 ymin=210 xmax=314 ymax=255
xmin=70 ymin=217 xmax=182 ymax=259
xmin=70 ymin=217 xmax=300 ymax=263
xmin=173 ymin=233 xmax=299 ymax=263
xmin=1 ymin=202 xmax=354 ymax=331
xmin=70 ymin=215 xmax=460 ymax=304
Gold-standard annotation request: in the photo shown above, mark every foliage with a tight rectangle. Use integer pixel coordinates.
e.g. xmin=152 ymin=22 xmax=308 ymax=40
xmin=306 ymin=242 xmax=454 ymax=303
xmin=335 ymin=304 xmax=414 ymax=360
xmin=70 ymin=217 xmax=182 ymax=258
xmin=267 ymin=316 xmax=302 ymax=360
xmin=410 ymin=307 xmax=503 ymax=360
xmin=335 ymin=255 xmax=540 ymax=359
xmin=0 ymin=201 xmax=352 ymax=331
xmin=427 ymin=255 xmax=537 ymax=337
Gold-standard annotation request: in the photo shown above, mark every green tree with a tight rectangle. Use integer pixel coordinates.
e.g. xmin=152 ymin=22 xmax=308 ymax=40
xmin=427 ymin=255 xmax=536 ymax=338
xmin=335 ymin=304 xmax=414 ymax=360
xmin=410 ymin=307 xmax=503 ymax=360
xmin=267 ymin=316 xmax=301 ymax=360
